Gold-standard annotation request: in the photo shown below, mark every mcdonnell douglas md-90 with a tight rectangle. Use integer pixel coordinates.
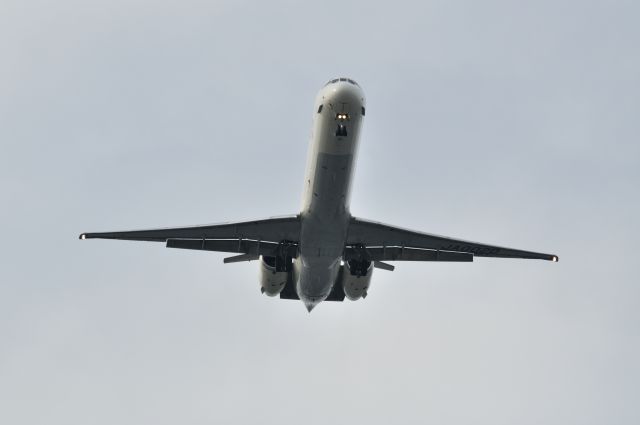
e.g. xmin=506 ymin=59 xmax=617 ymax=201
xmin=80 ymin=78 xmax=558 ymax=312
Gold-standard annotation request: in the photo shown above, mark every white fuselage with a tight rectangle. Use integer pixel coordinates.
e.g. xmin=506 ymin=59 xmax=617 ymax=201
xmin=294 ymin=79 xmax=366 ymax=311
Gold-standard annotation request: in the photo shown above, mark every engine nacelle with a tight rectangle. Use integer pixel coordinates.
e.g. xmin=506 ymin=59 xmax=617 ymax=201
xmin=341 ymin=259 xmax=373 ymax=301
xmin=259 ymin=256 xmax=292 ymax=297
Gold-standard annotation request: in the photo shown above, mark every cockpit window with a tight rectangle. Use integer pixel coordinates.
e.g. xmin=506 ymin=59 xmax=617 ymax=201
xmin=324 ymin=78 xmax=360 ymax=88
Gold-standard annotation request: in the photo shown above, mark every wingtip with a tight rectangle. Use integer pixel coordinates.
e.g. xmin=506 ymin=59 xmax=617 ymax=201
xmin=551 ymin=255 xmax=559 ymax=262
xmin=79 ymin=233 xmax=86 ymax=240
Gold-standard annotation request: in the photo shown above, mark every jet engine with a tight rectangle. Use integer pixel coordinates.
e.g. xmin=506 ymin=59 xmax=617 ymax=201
xmin=259 ymin=255 xmax=292 ymax=297
xmin=341 ymin=259 xmax=373 ymax=301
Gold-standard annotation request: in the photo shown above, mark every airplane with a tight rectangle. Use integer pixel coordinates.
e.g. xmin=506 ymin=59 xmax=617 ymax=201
xmin=79 ymin=77 xmax=558 ymax=312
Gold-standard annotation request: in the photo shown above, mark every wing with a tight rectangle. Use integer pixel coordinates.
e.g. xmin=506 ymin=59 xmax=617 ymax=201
xmin=80 ymin=215 xmax=301 ymax=259
xmin=346 ymin=216 xmax=558 ymax=262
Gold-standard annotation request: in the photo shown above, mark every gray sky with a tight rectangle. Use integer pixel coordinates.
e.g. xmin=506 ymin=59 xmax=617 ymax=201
xmin=1 ymin=0 xmax=639 ymax=424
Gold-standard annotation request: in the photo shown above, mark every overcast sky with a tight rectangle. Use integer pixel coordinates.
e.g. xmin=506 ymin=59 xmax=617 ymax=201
xmin=1 ymin=0 xmax=639 ymax=424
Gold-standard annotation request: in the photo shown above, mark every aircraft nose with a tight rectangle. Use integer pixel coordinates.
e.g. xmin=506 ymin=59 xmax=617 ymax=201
xmin=321 ymin=78 xmax=365 ymax=106
xmin=326 ymin=84 xmax=364 ymax=105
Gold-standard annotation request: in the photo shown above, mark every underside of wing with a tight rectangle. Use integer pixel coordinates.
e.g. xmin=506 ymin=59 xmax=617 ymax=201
xmin=347 ymin=216 xmax=558 ymax=262
xmin=79 ymin=215 xmax=301 ymax=258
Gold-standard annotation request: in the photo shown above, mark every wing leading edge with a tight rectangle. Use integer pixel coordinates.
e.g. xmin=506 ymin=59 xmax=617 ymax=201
xmin=347 ymin=216 xmax=558 ymax=262
xmin=79 ymin=215 xmax=301 ymax=258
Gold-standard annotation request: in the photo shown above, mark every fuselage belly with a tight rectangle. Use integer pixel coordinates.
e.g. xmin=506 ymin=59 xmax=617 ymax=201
xmin=295 ymin=80 xmax=366 ymax=311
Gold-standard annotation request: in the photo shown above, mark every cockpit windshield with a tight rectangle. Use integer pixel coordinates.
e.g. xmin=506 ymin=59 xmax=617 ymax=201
xmin=324 ymin=78 xmax=360 ymax=87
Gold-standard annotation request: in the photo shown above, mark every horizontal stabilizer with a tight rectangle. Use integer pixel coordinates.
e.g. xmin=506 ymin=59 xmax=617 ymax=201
xmin=279 ymin=280 xmax=346 ymax=302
